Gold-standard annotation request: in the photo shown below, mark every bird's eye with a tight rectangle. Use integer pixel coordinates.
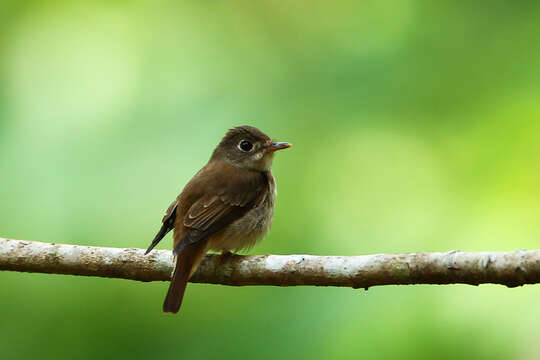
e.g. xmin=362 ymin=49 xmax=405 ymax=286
xmin=238 ymin=140 xmax=253 ymax=152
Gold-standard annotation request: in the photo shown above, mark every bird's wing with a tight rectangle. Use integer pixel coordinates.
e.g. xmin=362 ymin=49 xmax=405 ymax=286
xmin=145 ymin=200 xmax=178 ymax=255
xmin=174 ymin=171 xmax=268 ymax=254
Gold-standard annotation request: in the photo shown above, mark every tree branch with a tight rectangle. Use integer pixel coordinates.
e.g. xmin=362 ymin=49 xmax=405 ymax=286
xmin=1 ymin=238 xmax=539 ymax=289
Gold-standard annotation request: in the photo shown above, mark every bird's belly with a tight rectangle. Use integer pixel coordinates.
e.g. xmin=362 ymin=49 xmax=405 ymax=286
xmin=210 ymin=198 xmax=274 ymax=253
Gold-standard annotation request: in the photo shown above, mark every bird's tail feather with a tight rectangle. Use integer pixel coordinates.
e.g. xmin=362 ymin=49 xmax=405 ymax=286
xmin=163 ymin=241 xmax=207 ymax=314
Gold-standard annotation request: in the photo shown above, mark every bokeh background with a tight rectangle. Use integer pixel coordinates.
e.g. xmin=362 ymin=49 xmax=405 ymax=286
xmin=1 ymin=1 xmax=540 ymax=359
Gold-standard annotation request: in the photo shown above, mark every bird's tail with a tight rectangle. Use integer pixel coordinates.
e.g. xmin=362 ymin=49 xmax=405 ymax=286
xmin=163 ymin=241 xmax=208 ymax=314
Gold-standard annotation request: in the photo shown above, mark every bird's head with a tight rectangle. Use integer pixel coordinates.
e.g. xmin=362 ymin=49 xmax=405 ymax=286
xmin=212 ymin=125 xmax=291 ymax=171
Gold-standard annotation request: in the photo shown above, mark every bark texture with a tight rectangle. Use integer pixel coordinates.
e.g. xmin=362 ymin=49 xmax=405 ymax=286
xmin=1 ymin=238 xmax=539 ymax=288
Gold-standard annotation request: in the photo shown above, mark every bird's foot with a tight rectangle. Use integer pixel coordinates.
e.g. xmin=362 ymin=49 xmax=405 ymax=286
xmin=218 ymin=251 xmax=234 ymax=264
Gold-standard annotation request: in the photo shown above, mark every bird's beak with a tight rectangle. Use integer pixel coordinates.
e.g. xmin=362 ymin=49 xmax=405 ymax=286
xmin=267 ymin=142 xmax=292 ymax=152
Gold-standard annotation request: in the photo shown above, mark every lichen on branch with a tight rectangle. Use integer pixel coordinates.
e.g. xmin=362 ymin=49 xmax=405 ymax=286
xmin=1 ymin=238 xmax=539 ymax=288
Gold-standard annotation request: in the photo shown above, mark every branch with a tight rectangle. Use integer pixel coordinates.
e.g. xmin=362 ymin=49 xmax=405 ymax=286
xmin=1 ymin=238 xmax=539 ymax=289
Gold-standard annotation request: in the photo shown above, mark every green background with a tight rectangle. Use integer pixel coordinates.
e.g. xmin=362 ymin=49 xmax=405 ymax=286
xmin=1 ymin=1 xmax=539 ymax=359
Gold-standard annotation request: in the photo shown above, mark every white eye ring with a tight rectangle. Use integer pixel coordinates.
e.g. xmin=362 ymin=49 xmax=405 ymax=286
xmin=237 ymin=140 xmax=254 ymax=152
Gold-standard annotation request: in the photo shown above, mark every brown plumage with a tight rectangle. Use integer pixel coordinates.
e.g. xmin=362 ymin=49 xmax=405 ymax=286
xmin=146 ymin=126 xmax=291 ymax=313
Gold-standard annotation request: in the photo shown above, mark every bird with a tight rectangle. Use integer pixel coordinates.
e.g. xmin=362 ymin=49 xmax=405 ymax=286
xmin=145 ymin=125 xmax=291 ymax=313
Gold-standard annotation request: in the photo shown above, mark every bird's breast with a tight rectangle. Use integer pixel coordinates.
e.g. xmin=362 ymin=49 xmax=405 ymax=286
xmin=209 ymin=172 xmax=276 ymax=253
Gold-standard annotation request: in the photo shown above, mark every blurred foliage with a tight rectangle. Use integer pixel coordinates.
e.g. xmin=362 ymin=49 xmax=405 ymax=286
xmin=1 ymin=1 xmax=539 ymax=359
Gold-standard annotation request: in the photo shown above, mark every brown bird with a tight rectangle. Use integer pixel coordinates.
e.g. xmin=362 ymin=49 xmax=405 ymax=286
xmin=145 ymin=126 xmax=291 ymax=313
